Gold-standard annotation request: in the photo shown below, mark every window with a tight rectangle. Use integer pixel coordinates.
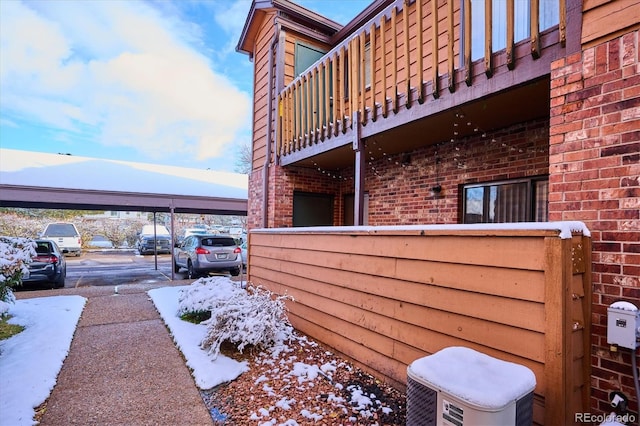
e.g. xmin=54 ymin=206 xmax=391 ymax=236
xmin=294 ymin=42 xmax=328 ymax=135
xmin=294 ymin=42 xmax=326 ymax=77
xmin=293 ymin=191 xmax=334 ymax=227
xmin=466 ymin=0 xmax=560 ymax=61
xmin=462 ymin=177 xmax=548 ymax=223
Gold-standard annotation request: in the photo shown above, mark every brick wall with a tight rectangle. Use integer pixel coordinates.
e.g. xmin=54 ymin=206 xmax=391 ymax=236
xmin=353 ymin=119 xmax=550 ymax=225
xmin=254 ymin=118 xmax=550 ymax=229
xmin=247 ymin=168 xmax=264 ymax=230
xmin=549 ymin=30 xmax=640 ymax=417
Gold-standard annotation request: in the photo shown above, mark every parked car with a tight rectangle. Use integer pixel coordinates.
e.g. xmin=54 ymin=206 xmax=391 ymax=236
xmin=136 ymin=224 xmax=172 ymax=255
xmin=87 ymin=235 xmax=114 ymax=249
xmin=240 ymin=241 xmax=247 ymax=270
xmin=175 ymin=227 xmax=210 ymax=245
xmin=174 ymin=234 xmax=242 ymax=278
xmin=22 ymin=239 xmax=66 ymax=288
xmin=40 ymin=222 xmax=82 ymax=256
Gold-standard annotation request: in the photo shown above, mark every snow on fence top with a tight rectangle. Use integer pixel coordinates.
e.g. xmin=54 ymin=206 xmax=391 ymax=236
xmin=254 ymin=221 xmax=591 ymax=239
xmin=408 ymin=346 xmax=537 ymax=410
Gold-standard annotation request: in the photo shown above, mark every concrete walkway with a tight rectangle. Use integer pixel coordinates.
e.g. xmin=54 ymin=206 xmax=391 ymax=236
xmin=23 ymin=284 xmax=214 ymax=426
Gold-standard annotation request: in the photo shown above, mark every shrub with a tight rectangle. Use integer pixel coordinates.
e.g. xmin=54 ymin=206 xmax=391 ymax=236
xmin=200 ymin=284 xmax=294 ymax=359
xmin=180 ymin=310 xmax=212 ymax=324
xmin=177 ymin=277 xmax=294 ymax=359
xmin=0 ymin=237 xmax=36 ymax=317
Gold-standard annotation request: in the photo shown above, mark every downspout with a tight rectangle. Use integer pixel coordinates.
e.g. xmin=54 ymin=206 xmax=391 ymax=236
xmin=262 ymin=22 xmax=281 ymax=228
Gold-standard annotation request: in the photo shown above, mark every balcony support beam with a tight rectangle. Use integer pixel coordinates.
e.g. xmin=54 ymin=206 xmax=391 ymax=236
xmin=352 ymin=111 xmax=365 ymax=226
xmin=447 ymin=0 xmax=455 ymax=93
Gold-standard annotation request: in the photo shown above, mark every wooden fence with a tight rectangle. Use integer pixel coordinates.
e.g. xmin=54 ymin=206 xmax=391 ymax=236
xmin=248 ymin=224 xmax=591 ymax=425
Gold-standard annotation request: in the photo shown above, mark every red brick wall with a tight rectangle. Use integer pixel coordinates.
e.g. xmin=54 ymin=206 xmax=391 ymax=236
xmin=253 ymin=118 xmax=550 ymax=229
xmin=263 ymin=166 xmax=339 ymax=228
xmin=247 ymin=169 xmax=264 ymax=230
xmin=550 ymin=30 xmax=640 ymax=417
xmin=349 ymin=119 xmax=550 ymax=225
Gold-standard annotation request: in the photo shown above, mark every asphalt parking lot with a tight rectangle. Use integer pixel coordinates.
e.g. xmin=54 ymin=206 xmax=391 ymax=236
xmin=17 ymin=250 xmax=178 ymax=291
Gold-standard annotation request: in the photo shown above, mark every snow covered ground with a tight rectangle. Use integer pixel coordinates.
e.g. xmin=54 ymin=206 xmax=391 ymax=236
xmin=0 ymin=295 xmax=86 ymax=426
xmin=0 ymin=278 xmax=401 ymax=426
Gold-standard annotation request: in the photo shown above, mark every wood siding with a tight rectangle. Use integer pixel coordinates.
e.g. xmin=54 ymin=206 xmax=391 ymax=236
xmin=582 ymin=0 xmax=640 ymax=46
xmin=249 ymin=227 xmax=591 ymax=425
xmin=251 ymin=14 xmax=277 ymax=171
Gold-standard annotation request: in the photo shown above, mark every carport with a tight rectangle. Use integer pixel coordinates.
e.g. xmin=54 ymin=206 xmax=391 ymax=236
xmin=0 ymin=148 xmax=248 ymax=280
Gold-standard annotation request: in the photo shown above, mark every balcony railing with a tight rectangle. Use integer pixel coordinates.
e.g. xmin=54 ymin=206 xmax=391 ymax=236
xmin=277 ymin=0 xmax=566 ymax=161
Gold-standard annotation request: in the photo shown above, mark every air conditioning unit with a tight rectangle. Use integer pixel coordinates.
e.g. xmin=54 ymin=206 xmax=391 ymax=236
xmin=407 ymin=347 xmax=536 ymax=426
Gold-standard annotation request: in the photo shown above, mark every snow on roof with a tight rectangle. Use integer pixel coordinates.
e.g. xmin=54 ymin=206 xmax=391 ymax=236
xmin=408 ymin=346 xmax=536 ymax=410
xmin=253 ymin=221 xmax=591 ymax=239
xmin=0 ymin=148 xmax=248 ymax=200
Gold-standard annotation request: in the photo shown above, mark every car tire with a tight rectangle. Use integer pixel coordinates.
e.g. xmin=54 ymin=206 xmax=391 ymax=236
xmin=54 ymin=270 xmax=66 ymax=289
xmin=187 ymin=261 xmax=198 ymax=279
xmin=230 ymin=267 xmax=241 ymax=277
xmin=174 ymin=262 xmax=180 ymax=273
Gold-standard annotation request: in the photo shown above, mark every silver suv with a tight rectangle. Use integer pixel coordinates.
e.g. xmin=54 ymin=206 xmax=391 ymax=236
xmin=173 ymin=235 xmax=241 ymax=279
xmin=40 ymin=222 xmax=82 ymax=256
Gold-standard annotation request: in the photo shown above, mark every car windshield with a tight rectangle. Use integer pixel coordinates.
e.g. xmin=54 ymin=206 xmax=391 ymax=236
xmin=44 ymin=224 xmax=77 ymax=236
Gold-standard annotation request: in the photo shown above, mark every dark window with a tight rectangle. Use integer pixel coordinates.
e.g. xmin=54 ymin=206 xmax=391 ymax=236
xmin=294 ymin=42 xmax=325 ymax=77
xmin=36 ymin=242 xmax=52 ymax=254
xmin=293 ymin=192 xmax=334 ymax=227
xmin=295 ymin=42 xmax=328 ymax=134
xmin=462 ymin=177 xmax=548 ymax=223
xmin=201 ymin=238 xmax=235 ymax=247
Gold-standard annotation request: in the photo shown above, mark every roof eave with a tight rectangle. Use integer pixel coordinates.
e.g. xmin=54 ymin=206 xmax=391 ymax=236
xmin=236 ymin=0 xmax=345 ymax=55
xmin=331 ymin=0 xmax=394 ymax=44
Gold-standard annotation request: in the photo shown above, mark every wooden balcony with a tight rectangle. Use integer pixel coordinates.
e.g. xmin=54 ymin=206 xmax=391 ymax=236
xmin=276 ymin=0 xmax=569 ymax=169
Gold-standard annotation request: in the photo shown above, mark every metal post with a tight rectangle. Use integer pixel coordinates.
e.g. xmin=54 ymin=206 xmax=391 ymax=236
xmin=353 ymin=111 xmax=365 ymax=226
xmin=153 ymin=212 xmax=158 ymax=271
xmin=170 ymin=205 xmax=175 ymax=281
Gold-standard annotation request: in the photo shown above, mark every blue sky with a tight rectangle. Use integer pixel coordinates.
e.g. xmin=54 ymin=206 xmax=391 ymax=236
xmin=0 ymin=0 xmax=371 ymax=173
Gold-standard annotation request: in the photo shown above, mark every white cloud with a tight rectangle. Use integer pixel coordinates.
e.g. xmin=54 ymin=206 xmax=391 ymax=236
xmin=0 ymin=0 xmax=250 ymax=163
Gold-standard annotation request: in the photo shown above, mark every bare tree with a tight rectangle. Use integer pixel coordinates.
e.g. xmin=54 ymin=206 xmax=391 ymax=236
xmin=234 ymin=142 xmax=252 ymax=175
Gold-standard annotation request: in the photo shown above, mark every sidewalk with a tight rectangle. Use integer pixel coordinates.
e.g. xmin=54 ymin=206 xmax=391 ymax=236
xmin=34 ymin=284 xmax=213 ymax=426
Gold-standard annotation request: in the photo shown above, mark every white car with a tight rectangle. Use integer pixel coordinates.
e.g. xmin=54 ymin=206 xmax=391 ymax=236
xmin=240 ymin=241 xmax=247 ymax=269
xmin=40 ymin=222 xmax=82 ymax=256
xmin=88 ymin=235 xmax=114 ymax=249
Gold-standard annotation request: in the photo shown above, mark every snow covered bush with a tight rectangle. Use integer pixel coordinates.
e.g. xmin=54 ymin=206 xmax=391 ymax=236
xmin=0 ymin=237 xmax=36 ymax=316
xmin=177 ymin=277 xmax=294 ymax=359
xmin=177 ymin=277 xmax=246 ymax=318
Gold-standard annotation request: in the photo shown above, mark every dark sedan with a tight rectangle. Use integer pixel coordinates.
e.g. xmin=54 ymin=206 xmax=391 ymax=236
xmin=22 ymin=239 xmax=67 ymax=289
